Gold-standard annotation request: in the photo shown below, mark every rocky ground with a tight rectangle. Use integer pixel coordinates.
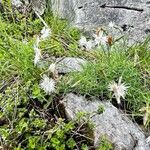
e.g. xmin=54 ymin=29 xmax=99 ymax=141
xmin=0 ymin=1 xmax=150 ymax=150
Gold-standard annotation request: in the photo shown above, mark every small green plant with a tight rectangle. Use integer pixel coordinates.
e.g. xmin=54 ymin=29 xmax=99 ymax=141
xmin=97 ymin=105 xmax=105 ymax=114
xmin=76 ymin=111 xmax=88 ymax=123
xmin=62 ymin=50 xmax=150 ymax=115
xmin=98 ymin=136 xmax=113 ymax=150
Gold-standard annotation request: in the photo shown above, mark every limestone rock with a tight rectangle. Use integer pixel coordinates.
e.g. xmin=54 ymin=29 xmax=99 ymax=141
xmin=63 ymin=93 xmax=150 ymax=150
xmin=31 ymin=0 xmax=46 ymax=15
xmin=56 ymin=57 xmax=87 ymax=73
xmin=51 ymin=0 xmax=150 ymax=43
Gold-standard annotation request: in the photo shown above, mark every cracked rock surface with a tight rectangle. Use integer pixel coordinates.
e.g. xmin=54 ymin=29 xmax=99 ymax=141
xmin=63 ymin=93 xmax=150 ymax=150
xmin=51 ymin=0 xmax=150 ymax=43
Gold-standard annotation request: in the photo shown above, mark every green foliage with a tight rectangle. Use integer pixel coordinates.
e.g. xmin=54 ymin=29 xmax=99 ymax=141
xmin=0 ymin=3 xmax=81 ymax=149
xmin=0 ymin=1 xmax=150 ymax=150
xmin=60 ymin=49 xmax=150 ymax=113
xmin=97 ymin=105 xmax=105 ymax=114
xmin=76 ymin=111 xmax=88 ymax=123
xmin=98 ymin=136 xmax=113 ymax=150
xmin=45 ymin=119 xmax=76 ymax=150
xmin=81 ymin=144 xmax=89 ymax=150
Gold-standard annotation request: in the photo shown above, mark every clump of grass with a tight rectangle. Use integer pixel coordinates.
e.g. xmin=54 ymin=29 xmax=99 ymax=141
xmin=59 ymin=48 xmax=150 ymax=114
xmin=98 ymin=136 xmax=113 ymax=150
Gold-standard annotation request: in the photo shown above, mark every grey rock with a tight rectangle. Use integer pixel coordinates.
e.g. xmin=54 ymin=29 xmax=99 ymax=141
xmin=11 ymin=0 xmax=23 ymax=7
xmin=31 ymin=0 xmax=46 ymax=15
xmin=56 ymin=57 xmax=87 ymax=73
xmin=63 ymin=93 xmax=150 ymax=150
xmin=51 ymin=0 xmax=150 ymax=43
xmin=0 ymin=0 xmax=23 ymax=8
xmin=146 ymin=136 xmax=150 ymax=146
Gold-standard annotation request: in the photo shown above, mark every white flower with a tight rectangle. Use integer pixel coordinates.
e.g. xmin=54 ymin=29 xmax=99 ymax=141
xmin=108 ymin=21 xmax=115 ymax=28
xmin=79 ymin=36 xmax=95 ymax=50
xmin=40 ymin=75 xmax=55 ymax=94
xmin=100 ymin=36 xmax=108 ymax=46
xmin=34 ymin=44 xmax=41 ymax=66
xmin=93 ymin=31 xmax=107 ymax=46
xmin=85 ymin=40 xmax=95 ymax=50
xmin=94 ymin=35 xmax=107 ymax=46
xmin=34 ymin=36 xmax=42 ymax=66
xmin=40 ymin=26 xmax=51 ymax=40
xmin=108 ymin=76 xmax=128 ymax=104
xmin=79 ymin=36 xmax=87 ymax=47
xmin=93 ymin=30 xmax=103 ymax=44
xmin=49 ymin=63 xmax=56 ymax=74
